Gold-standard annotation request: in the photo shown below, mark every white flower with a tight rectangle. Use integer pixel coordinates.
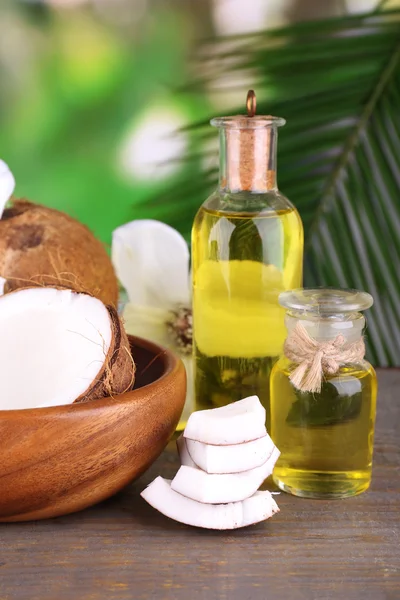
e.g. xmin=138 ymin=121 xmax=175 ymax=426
xmin=111 ymin=219 xmax=193 ymax=426
xmin=0 ymin=159 xmax=15 ymax=218
xmin=118 ymin=105 xmax=188 ymax=183
xmin=0 ymin=159 xmax=15 ymax=294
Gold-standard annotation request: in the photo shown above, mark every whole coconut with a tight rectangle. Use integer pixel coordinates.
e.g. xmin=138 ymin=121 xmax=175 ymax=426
xmin=0 ymin=200 xmax=118 ymax=306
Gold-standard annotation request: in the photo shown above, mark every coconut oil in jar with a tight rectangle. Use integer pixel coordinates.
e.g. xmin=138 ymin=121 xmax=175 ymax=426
xmin=270 ymin=288 xmax=377 ymax=498
xmin=192 ymin=94 xmax=303 ymax=422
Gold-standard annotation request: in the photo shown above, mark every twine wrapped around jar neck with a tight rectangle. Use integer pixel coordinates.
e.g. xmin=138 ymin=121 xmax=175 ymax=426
xmin=284 ymin=322 xmax=366 ymax=393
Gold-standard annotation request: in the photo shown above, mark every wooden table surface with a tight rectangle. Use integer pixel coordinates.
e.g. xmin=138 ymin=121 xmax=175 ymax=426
xmin=0 ymin=369 xmax=399 ymax=600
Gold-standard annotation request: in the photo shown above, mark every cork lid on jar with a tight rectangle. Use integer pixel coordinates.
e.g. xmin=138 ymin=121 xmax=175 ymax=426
xmin=279 ymin=288 xmax=374 ymax=316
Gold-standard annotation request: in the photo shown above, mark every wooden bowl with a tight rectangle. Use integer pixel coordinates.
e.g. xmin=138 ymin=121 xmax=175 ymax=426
xmin=0 ymin=336 xmax=186 ymax=522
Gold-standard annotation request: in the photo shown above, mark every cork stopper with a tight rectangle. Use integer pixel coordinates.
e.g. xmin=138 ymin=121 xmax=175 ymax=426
xmin=222 ymin=123 xmax=276 ymax=191
xmin=211 ymin=90 xmax=286 ymax=193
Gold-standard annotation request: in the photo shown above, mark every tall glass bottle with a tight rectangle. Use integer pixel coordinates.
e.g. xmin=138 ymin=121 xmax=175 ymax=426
xmin=192 ymin=94 xmax=304 ymax=422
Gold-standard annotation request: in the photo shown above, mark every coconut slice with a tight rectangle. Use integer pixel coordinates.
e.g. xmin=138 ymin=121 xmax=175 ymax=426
xmin=171 ymin=445 xmax=280 ymax=504
xmin=141 ymin=476 xmax=279 ymax=530
xmin=185 ymin=434 xmax=276 ymax=474
xmin=0 ymin=287 xmax=134 ymax=410
xmin=176 ymin=435 xmax=198 ymax=469
xmin=183 ymin=395 xmax=266 ymax=445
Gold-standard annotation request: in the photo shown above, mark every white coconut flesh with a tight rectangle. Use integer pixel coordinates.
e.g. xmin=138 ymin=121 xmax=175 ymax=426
xmin=0 ymin=287 xmax=113 ymax=410
xmin=141 ymin=476 xmax=279 ymax=530
xmin=176 ymin=434 xmax=197 ymax=469
xmin=183 ymin=395 xmax=266 ymax=445
xmin=171 ymin=446 xmax=281 ymax=504
xmin=185 ymin=433 xmax=276 ymax=474
xmin=143 ymin=397 xmax=281 ymax=529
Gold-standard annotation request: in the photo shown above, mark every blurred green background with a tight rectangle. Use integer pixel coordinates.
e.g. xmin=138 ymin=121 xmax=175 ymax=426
xmin=1 ymin=0 xmax=399 ymax=366
xmin=0 ymin=0 xmax=393 ymax=246
xmin=0 ymin=0 xmax=212 ymax=245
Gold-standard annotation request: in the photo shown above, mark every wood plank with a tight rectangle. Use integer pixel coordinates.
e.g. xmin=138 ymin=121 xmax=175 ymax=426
xmin=0 ymin=369 xmax=399 ymax=600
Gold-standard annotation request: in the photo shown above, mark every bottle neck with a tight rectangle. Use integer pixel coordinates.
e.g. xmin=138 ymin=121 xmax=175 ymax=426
xmin=218 ymin=125 xmax=278 ymax=193
xmin=285 ymin=312 xmax=365 ymax=344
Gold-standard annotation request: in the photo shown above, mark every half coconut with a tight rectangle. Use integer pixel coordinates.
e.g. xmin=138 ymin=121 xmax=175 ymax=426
xmin=0 ymin=286 xmax=134 ymax=410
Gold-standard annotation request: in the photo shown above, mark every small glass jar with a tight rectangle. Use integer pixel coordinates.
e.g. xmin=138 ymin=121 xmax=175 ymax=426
xmin=270 ymin=288 xmax=377 ymax=498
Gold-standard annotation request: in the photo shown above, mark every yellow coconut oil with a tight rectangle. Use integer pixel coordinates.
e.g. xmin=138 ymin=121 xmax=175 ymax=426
xmin=271 ymin=360 xmax=377 ymax=497
xmin=192 ymin=109 xmax=303 ymax=421
xmin=270 ymin=288 xmax=378 ymax=498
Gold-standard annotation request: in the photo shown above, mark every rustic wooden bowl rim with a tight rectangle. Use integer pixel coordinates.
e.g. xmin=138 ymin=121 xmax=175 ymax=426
xmin=0 ymin=335 xmax=178 ymax=417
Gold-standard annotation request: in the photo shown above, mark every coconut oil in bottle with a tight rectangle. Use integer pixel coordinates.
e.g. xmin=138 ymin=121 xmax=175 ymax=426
xmin=192 ymin=94 xmax=303 ymax=423
xmin=270 ymin=288 xmax=378 ymax=498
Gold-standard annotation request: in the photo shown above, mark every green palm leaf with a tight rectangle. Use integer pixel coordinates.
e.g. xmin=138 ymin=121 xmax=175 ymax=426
xmin=154 ymin=7 xmax=400 ymax=366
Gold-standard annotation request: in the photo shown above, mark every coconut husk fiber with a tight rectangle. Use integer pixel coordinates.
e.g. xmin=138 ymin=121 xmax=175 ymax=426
xmin=76 ymin=305 xmax=136 ymax=403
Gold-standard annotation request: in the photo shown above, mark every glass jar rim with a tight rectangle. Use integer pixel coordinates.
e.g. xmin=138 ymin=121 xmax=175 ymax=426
xmin=279 ymin=287 xmax=373 ymax=315
xmin=210 ymin=115 xmax=286 ymax=129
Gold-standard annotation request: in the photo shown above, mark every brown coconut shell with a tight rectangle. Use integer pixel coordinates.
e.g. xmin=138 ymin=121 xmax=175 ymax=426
xmin=76 ymin=305 xmax=136 ymax=403
xmin=0 ymin=200 xmax=119 ymax=306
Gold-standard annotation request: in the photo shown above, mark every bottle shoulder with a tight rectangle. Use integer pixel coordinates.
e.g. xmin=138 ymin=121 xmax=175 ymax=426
xmin=197 ymin=188 xmax=300 ymax=218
